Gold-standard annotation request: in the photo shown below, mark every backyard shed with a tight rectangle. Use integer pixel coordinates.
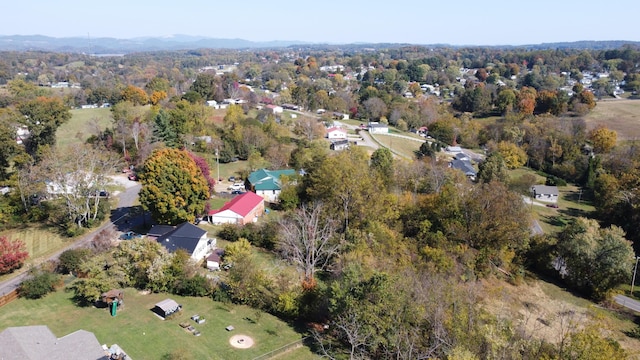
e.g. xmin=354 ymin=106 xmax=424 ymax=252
xmin=153 ymin=299 xmax=182 ymax=318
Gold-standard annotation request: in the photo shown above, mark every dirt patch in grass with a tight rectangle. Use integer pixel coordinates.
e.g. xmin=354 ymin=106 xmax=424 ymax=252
xmin=586 ymin=99 xmax=640 ymax=141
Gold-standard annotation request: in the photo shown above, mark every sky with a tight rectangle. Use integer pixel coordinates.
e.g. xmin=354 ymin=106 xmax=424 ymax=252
xmin=2 ymin=0 xmax=640 ymax=46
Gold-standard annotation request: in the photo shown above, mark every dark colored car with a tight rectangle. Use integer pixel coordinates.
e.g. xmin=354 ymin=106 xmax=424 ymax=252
xmin=128 ymin=173 xmax=138 ymax=181
xmin=120 ymin=231 xmax=143 ymax=240
xmin=546 ymin=203 xmax=559 ymax=208
xmin=228 ymin=176 xmax=236 ymax=182
xmin=231 ymin=190 xmax=244 ymax=195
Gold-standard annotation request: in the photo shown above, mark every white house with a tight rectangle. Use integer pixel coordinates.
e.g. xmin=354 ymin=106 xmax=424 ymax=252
xmin=207 ymin=192 xmax=265 ymax=225
xmin=248 ymin=168 xmax=297 ymax=202
xmin=265 ymin=104 xmax=283 ymax=114
xmin=368 ymin=123 xmax=389 ymax=134
xmin=531 ymin=185 xmax=559 ymax=203
xmin=326 ymin=127 xmax=347 ymax=139
xmin=156 ymin=222 xmax=214 ymax=261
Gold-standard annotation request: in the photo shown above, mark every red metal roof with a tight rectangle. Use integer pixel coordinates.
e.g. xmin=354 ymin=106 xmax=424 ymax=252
xmin=209 ymin=192 xmax=264 ymax=217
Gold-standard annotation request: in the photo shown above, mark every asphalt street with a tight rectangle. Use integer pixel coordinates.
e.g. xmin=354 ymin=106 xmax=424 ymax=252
xmin=615 ymin=294 xmax=640 ymax=313
xmin=0 ymin=180 xmax=141 ymax=297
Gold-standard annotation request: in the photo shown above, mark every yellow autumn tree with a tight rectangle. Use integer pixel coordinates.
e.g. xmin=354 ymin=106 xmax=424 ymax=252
xmin=589 ymin=126 xmax=617 ymax=153
xmin=150 ymin=90 xmax=167 ymax=106
xmin=496 ymin=141 xmax=527 ymax=169
xmin=121 ymin=85 xmax=149 ymax=106
xmin=138 ymin=148 xmax=209 ymax=225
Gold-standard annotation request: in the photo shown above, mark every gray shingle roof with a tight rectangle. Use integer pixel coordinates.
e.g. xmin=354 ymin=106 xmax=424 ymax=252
xmin=531 ymin=185 xmax=559 ymax=196
xmin=0 ymin=325 xmax=107 ymax=360
xmin=157 ymin=222 xmax=206 ymax=254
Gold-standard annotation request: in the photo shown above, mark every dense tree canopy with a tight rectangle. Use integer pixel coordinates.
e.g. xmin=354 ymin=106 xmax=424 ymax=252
xmin=139 ymin=148 xmax=210 ymax=225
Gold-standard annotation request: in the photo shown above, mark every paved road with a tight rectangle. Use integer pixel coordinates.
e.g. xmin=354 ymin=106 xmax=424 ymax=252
xmin=615 ymin=294 xmax=640 ymax=312
xmin=0 ymin=181 xmax=141 ymax=297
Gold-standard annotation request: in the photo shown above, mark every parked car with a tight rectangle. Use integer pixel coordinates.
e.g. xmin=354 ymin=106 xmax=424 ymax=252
xmin=120 ymin=231 xmax=143 ymax=240
xmin=228 ymin=176 xmax=236 ymax=182
xmin=128 ymin=173 xmax=138 ymax=181
xmin=231 ymin=190 xmax=244 ymax=195
xmin=228 ymin=183 xmax=245 ymax=191
xmin=546 ymin=204 xmax=559 ymax=208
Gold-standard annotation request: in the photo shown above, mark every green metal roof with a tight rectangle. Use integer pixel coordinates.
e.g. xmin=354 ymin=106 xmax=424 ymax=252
xmin=248 ymin=169 xmax=296 ymax=191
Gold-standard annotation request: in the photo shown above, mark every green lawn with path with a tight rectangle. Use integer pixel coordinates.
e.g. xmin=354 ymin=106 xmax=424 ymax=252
xmin=0 ymin=286 xmax=318 ymax=360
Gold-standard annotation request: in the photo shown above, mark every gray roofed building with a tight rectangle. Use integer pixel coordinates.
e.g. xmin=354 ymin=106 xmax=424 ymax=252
xmin=531 ymin=185 xmax=559 ymax=203
xmin=157 ymin=222 xmax=211 ymax=260
xmin=153 ymin=298 xmax=182 ymax=318
xmin=0 ymin=325 xmax=108 ymax=360
xmin=147 ymin=224 xmax=175 ymax=238
xmin=449 ymin=159 xmax=477 ymax=180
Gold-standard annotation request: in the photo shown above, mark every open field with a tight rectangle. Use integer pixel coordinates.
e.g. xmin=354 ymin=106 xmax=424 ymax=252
xmin=0 ymin=287 xmax=318 ymax=360
xmin=56 ymin=108 xmax=113 ymax=148
xmin=586 ymin=99 xmax=640 ymax=141
xmin=371 ymin=133 xmax=422 ymax=159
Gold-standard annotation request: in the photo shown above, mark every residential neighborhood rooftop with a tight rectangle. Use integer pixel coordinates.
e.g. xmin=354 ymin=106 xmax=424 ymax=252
xmin=0 ymin=325 xmax=108 ymax=360
xmin=156 ymin=222 xmax=207 ymax=254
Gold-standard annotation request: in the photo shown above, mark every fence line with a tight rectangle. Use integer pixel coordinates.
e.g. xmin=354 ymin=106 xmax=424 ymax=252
xmin=252 ymin=336 xmax=308 ymax=360
xmin=0 ymin=289 xmax=18 ymax=307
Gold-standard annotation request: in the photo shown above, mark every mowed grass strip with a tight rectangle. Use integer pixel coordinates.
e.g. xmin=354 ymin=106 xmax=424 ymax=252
xmin=57 ymin=108 xmax=113 ymax=148
xmin=371 ymin=133 xmax=423 ymax=159
xmin=0 ymin=287 xmax=316 ymax=360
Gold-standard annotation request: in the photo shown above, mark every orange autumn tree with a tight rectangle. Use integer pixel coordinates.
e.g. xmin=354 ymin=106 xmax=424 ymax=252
xmin=517 ymin=86 xmax=537 ymax=116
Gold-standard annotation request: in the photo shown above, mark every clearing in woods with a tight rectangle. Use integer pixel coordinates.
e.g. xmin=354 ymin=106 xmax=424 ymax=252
xmin=585 ymin=99 xmax=640 ymax=141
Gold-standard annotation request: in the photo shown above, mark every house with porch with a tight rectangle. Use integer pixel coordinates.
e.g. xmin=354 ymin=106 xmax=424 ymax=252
xmin=330 ymin=139 xmax=350 ymax=151
xmin=368 ymin=122 xmax=389 ymax=134
xmin=531 ymin=185 xmax=559 ymax=203
xmin=326 ymin=126 xmax=347 ymax=139
xmin=207 ymin=191 xmax=265 ymax=225
xmin=156 ymin=222 xmax=213 ymax=261
xmin=248 ymin=168 xmax=297 ymax=202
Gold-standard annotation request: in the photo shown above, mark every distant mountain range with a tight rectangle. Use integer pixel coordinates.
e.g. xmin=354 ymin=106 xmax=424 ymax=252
xmin=0 ymin=34 xmax=310 ymax=53
xmin=0 ymin=35 xmax=638 ymax=53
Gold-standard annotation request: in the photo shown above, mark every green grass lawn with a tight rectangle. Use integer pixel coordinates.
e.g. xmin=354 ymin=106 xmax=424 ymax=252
xmin=57 ymin=108 xmax=113 ymax=148
xmin=197 ymin=153 xmax=250 ymax=181
xmin=370 ymin=134 xmax=422 ymax=159
xmin=0 ymin=227 xmax=72 ymax=282
xmin=530 ymin=184 xmax=596 ymax=235
xmin=0 ymin=287 xmax=317 ymax=360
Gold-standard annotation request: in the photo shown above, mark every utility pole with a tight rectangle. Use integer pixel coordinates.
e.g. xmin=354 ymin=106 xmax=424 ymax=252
xmin=216 ymin=147 xmax=220 ymax=182
xmin=631 ymin=256 xmax=640 ymax=296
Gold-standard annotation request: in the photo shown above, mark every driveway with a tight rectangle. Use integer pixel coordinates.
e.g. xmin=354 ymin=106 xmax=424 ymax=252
xmin=0 ymin=181 xmax=142 ymax=298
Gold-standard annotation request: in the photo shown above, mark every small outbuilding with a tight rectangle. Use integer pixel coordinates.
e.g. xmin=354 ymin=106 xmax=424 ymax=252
xmin=100 ymin=289 xmax=124 ymax=307
xmin=206 ymin=249 xmax=224 ymax=271
xmin=531 ymin=185 xmax=559 ymax=203
xmin=153 ymin=299 xmax=182 ymax=319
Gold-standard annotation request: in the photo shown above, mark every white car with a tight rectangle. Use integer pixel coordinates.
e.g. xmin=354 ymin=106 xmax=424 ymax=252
xmin=228 ymin=183 xmax=245 ymax=191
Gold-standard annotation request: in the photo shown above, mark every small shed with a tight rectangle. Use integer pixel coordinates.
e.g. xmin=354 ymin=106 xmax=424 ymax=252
xmin=207 ymin=249 xmax=224 ymax=271
xmin=153 ymin=299 xmax=182 ymax=319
